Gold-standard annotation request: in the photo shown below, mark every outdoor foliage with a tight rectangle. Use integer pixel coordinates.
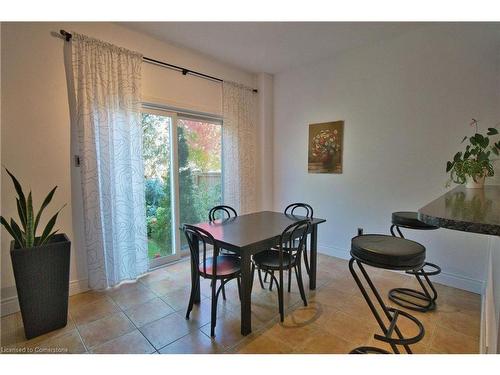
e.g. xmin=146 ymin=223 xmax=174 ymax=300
xmin=142 ymin=114 xmax=222 ymax=259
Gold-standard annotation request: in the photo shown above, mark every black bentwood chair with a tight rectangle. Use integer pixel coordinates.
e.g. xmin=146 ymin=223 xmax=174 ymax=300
xmin=208 ymin=205 xmax=238 ymax=222
xmin=261 ymin=203 xmax=314 ymax=292
xmin=184 ymin=224 xmax=241 ymax=337
xmin=208 ymin=205 xmax=239 ymax=299
xmin=252 ymin=220 xmax=311 ymax=322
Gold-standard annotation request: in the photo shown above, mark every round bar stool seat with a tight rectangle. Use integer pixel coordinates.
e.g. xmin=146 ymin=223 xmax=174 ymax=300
xmin=389 ymin=211 xmax=441 ymax=312
xmin=351 ymin=234 xmax=426 ymax=270
xmin=392 ymin=211 xmax=438 ymax=230
xmin=349 ymin=234 xmax=426 ymax=354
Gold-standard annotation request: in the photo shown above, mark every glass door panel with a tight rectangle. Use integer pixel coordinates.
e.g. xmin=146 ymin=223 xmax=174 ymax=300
xmin=141 ymin=111 xmax=178 ymax=268
xmin=177 ymin=117 xmax=222 ymax=250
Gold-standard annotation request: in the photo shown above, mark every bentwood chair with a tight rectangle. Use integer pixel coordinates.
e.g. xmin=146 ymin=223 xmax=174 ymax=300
xmin=261 ymin=203 xmax=314 ymax=292
xmin=208 ymin=205 xmax=239 ymax=299
xmin=184 ymin=224 xmax=241 ymax=337
xmin=251 ymin=220 xmax=311 ymax=322
xmin=208 ymin=205 xmax=238 ymax=222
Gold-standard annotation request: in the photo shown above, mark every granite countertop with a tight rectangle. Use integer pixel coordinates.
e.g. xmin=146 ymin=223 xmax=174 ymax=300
xmin=418 ymin=185 xmax=500 ymax=236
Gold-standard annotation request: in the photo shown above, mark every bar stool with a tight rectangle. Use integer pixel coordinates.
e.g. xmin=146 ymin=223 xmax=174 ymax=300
xmin=349 ymin=234 xmax=426 ymax=354
xmin=389 ymin=211 xmax=441 ymax=312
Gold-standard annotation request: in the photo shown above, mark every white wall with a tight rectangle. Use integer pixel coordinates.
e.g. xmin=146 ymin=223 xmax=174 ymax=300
xmin=1 ymin=22 xmax=257 ymax=315
xmin=273 ymin=23 xmax=500 ymax=293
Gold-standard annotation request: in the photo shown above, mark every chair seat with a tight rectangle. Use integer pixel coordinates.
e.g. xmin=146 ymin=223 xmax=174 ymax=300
xmin=351 ymin=234 xmax=425 ymax=270
xmin=392 ymin=211 xmax=438 ymax=230
xmin=253 ymin=250 xmax=296 ymax=270
xmin=199 ymin=255 xmax=241 ymax=278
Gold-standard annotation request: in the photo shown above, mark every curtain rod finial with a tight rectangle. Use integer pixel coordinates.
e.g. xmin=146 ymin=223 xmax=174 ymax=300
xmin=60 ymin=29 xmax=72 ymax=41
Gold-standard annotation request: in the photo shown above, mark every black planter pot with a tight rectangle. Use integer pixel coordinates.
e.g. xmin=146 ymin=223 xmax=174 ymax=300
xmin=10 ymin=234 xmax=71 ymax=339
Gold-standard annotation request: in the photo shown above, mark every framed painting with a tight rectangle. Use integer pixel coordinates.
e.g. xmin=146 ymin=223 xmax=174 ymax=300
xmin=308 ymin=121 xmax=344 ymax=174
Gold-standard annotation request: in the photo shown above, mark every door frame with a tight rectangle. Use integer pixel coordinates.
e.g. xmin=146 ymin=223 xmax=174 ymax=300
xmin=142 ymin=107 xmax=181 ymax=269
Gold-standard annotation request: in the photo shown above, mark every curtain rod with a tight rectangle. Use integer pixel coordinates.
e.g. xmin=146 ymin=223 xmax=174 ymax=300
xmin=59 ymin=30 xmax=258 ymax=93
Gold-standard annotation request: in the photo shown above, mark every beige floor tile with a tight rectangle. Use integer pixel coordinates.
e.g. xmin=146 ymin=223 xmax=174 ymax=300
xmin=91 ymin=330 xmax=155 ymax=354
xmin=158 ymin=330 xmax=221 ymax=354
xmin=2 ymin=314 xmax=76 ymax=349
xmin=436 ymin=308 xmax=480 ymax=339
xmin=71 ymin=297 xmax=120 ymax=326
xmin=78 ymin=312 xmax=135 ymax=349
xmin=294 ymin=330 xmax=354 ymax=354
xmin=138 ymin=268 xmax=172 ymax=286
xmin=183 ymin=297 xmax=234 ymax=329
xmin=148 ymin=277 xmax=189 ymax=296
xmin=236 ymin=331 xmax=294 ymax=354
xmin=69 ymin=291 xmax=107 ymax=311
xmin=160 ymin=287 xmax=194 ymax=311
xmin=429 ymin=325 xmax=479 ymax=354
xmin=199 ymin=311 xmax=247 ymax=349
xmin=1 ymin=312 xmax=23 ymax=334
xmin=109 ymin=287 xmax=157 ymax=310
xmin=139 ymin=312 xmax=195 ymax=350
xmin=312 ymin=304 xmax=378 ymax=347
xmin=124 ymin=297 xmax=175 ymax=327
xmin=36 ymin=329 xmax=87 ymax=354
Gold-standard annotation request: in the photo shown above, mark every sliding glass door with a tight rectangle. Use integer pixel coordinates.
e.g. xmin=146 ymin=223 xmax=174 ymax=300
xmin=142 ymin=108 xmax=222 ymax=268
xmin=177 ymin=117 xmax=222 ymax=250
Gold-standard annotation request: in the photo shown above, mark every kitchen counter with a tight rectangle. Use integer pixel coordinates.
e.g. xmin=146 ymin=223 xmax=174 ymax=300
xmin=418 ymin=185 xmax=500 ymax=236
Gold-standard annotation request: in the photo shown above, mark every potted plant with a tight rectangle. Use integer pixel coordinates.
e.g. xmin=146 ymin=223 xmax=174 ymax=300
xmin=446 ymin=119 xmax=500 ymax=189
xmin=1 ymin=168 xmax=70 ymax=339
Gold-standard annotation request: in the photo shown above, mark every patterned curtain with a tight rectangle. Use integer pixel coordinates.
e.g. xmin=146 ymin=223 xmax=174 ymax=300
xmin=222 ymin=82 xmax=258 ymax=214
xmin=70 ymin=33 xmax=148 ymax=289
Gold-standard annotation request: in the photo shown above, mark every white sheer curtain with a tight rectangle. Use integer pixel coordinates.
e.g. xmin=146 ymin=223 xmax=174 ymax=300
xmin=69 ymin=33 xmax=148 ymax=289
xmin=222 ymin=82 xmax=258 ymax=214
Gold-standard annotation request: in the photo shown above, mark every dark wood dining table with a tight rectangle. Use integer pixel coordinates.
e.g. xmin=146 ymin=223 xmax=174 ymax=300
xmin=185 ymin=210 xmax=326 ymax=335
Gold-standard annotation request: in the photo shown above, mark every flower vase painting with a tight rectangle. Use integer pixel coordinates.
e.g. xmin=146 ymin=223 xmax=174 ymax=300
xmin=308 ymin=121 xmax=344 ymax=174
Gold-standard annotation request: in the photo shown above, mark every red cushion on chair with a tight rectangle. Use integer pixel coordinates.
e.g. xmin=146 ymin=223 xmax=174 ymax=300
xmin=198 ymin=255 xmax=241 ymax=278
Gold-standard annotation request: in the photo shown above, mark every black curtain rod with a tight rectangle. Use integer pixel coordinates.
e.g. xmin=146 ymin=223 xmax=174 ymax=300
xmin=59 ymin=30 xmax=258 ymax=93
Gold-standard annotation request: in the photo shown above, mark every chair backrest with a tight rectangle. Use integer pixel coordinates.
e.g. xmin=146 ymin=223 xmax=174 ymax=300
xmin=208 ymin=205 xmax=238 ymax=222
xmin=183 ymin=224 xmax=220 ymax=277
xmin=284 ymin=203 xmax=314 ymax=219
xmin=276 ymin=219 xmax=311 ymax=265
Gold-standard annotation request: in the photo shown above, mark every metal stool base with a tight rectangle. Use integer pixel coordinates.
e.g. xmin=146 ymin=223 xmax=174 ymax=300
xmin=388 ymin=262 xmax=441 ymax=312
xmin=349 ymin=258 xmax=425 ymax=354
xmin=350 ymin=346 xmax=390 ymax=354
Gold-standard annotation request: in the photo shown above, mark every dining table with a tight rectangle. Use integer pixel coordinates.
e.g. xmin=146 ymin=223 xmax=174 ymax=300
xmin=185 ymin=210 xmax=327 ymax=335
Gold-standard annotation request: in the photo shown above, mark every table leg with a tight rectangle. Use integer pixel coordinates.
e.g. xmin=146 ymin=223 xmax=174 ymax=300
xmin=240 ymin=252 xmax=252 ymax=335
xmin=309 ymin=225 xmax=318 ymax=290
xmin=190 ymin=234 xmax=201 ymax=304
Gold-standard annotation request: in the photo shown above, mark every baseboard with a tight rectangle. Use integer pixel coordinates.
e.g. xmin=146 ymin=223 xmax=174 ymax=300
xmin=1 ymin=279 xmax=89 ymax=317
xmin=318 ymin=243 xmax=484 ymax=294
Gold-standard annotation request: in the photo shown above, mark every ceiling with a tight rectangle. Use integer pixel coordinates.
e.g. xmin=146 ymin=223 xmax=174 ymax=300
xmin=119 ymin=22 xmax=424 ymax=74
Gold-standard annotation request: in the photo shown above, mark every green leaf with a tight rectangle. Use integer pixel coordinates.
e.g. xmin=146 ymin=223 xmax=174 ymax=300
xmin=493 ymin=147 xmax=499 ymax=156
xmin=10 ymin=219 xmax=25 ymax=247
xmin=34 ymin=186 xmax=57 ymax=234
xmin=461 ymin=136 xmax=468 ymax=143
xmin=446 ymin=161 xmax=454 ymax=172
xmin=38 ymin=205 xmax=65 ymax=245
xmin=5 ymin=168 xmax=27 ymax=222
xmin=453 ymin=152 xmax=462 ymax=162
xmin=25 ymin=192 xmax=34 ymax=248
xmin=1 ymin=216 xmax=22 ymax=248
xmin=487 ymin=127 xmax=499 ymax=135
xmin=16 ymin=198 xmax=26 ymax=230
xmin=39 ymin=230 xmax=59 ymax=246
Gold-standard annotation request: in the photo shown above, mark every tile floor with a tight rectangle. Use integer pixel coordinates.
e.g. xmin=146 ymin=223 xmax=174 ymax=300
xmin=0 ymin=254 xmax=481 ymax=354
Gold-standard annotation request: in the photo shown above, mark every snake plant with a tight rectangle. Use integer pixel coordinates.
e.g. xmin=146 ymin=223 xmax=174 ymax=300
xmin=1 ymin=168 xmax=66 ymax=249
